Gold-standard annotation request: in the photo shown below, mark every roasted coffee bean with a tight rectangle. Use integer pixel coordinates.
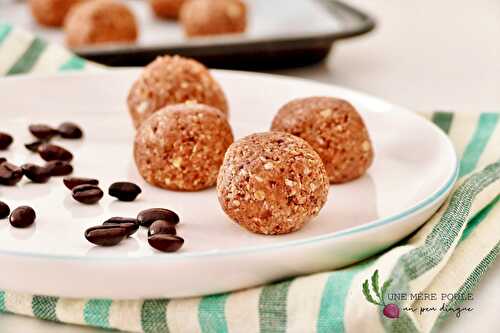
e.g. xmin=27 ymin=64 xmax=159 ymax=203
xmin=72 ymin=184 xmax=103 ymax=204
xmin=148 ymin=219 xmax=176 ymax=237
xmin=108 ymin=182 xmax=142 ymax=201
xmin=9 ymin=206 xmax=36 ymax=228
xmin=58 ymin=122 xmax=83 ymax=139
xmin=0 ymin=162 xmax=24 ymax=186
xmin=0 ymin=132 xmax=13 ymax=150
xmin=0 ymin=201 xmax=10 ymax=219
xmin=21 ymin=163 xmax=51 ymax=183
xmin=85 ymin=225 xmax=128 ymax=246
xmin=38 ymin=143 xmax=73 ymax=162
xmin=137 ymin=208 xmax=179 ymax=227
xmin=44 ymin=160 xmax=73 ymax=176
xmin=103 ymin=217 xmax=139 ymax=237
xmin=148 ymin=234 xmax=184 ymax=252
xmin=29 ymin=124 xmax=58 ymax=140
xmin=63 ymin=176 xmax=98 ymax=190
xmin=24 ymin=140 xmax=45 ymax=152
xmin=72 ymin=184 xmax=104 ymax=205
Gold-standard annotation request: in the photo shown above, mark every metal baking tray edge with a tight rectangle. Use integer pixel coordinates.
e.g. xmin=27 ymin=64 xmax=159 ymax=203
xmin=77 ymin=0 xmax=376 ymax=69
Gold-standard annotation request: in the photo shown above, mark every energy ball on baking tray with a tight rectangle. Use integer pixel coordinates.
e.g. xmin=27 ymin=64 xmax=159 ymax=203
xmin=127 ymin=55 xmax=229 ymax=129
xmin=271 ymin=97 xmax=374 ymax=184
xmin=64 ymin=0 xmax=138 ymax=48
xmin=134 ymin=103 xmax=234 ymax=191
xmin=180 ymin=0 xmax=247 ymax=37
xmin=150 ymin=0 xmax=186 ymax=19
xmin=217 ymin=131 xmax=329 ymax=235
xmin=29 ymin=0 xmax=83 ymax=27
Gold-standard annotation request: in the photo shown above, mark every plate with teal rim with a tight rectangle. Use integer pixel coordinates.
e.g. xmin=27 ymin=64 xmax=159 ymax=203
xmin=0 ymin=69 xmax=457 ymax=299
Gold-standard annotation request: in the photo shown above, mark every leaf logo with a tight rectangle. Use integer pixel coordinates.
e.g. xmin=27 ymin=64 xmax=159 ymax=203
xmin=362 ymin=270 xmax=400 ymax=319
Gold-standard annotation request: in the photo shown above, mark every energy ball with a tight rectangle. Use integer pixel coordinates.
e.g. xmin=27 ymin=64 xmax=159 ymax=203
xmin=180 ymin=0 xmax=247 ymax=37
xmin=29 ymin=0 xmax=83 ymax=27
xmin=134 ymin=103 xmax=234 ymax=191
xmin=150 ymin=0 xmax=185 ymax=19
xmin=127 ymin=55 xmax=229 ymax=128
xmin=271 ymin=97 xmax=374 ymax=184
xmin=64 ymin=0 xmax=138 ymax=48
xmin=217 ymin=132 xmax=329 ymax=235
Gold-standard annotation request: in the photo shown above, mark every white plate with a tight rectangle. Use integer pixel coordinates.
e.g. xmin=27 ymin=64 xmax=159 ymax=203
xmin=0 ymin=69 xmax=457 ymax=299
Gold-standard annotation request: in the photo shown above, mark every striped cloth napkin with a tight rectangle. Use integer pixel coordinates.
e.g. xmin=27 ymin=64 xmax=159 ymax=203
xmin=0 ymin=23 xmax=499 ymax=333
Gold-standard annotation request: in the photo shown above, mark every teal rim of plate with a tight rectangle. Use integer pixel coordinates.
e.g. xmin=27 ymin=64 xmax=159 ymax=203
xmin=0 ymin=158 xmax=459 ymax=262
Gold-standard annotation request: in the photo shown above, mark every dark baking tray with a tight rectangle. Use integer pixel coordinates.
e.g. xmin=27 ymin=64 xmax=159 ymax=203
xmin=82 ymin=0 xmax=375 ymax=69
xmin=2 ymin=0 xmax=375 ymax=69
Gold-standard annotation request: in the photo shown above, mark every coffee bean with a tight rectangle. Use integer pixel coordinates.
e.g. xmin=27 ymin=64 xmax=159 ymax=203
xmin=103 ymin=217 xmax=139 ymax=237
xmin=0 ymin=132 xmax=13 ymax=150
xmin=44 ymin=160 xmax=73 ymax=176
xmin=72 ymin=184 xmax=103 ymax=204
xmin=108 ymin=182 xmax=142 ymax=201
xmin=24 ymin=140 xmax=45 ymax=152
xmin=85 ymin=225 xmax=128 ymax=246
xmin=58 ymin=122 xmax=83 ymax=139
xmin=38 ymin=143 xmax=73 ymax=162
xmin=63 ymin=176 xmax=98 ymax=190
xmin=148 ymin=234 xmax=184 ymax=252
xmin=21 ymin=163 xmax=51 ymax=183
xmin=0 ymin=201 xmax=10 ymax=219
xmin=137 ymin=208 xmax=179 ymax=227
xmin=45 ymin=161 xmax=73 ymax=176
xmin=0 ymin=162 xmax=24 ymax=186
xmin=9 ymin=206 xmax=36 ymax=228
xmin=29 ymin=124 xmax=58 ymax=140
xmin=148 ymin=219 xmax=176 ymax=237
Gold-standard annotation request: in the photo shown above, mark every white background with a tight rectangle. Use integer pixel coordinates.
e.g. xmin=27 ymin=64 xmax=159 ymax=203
xmin=0 ymin=0 xmax=499 ymax=331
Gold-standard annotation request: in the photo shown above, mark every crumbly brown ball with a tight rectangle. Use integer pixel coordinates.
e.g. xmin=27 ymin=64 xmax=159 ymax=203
xmin=150 ymin=0 xmax=185 ymax=19
xmin=180 ymin=0 xmax=247 ymax=37
xmin=64 ymin=0 xmax=138 ymax=48
xmin=271 ymin=97 xmax=374 ymax=184
xmin=134 ymin=103 xmax=234 ymax=191
xmin=29 ymin=0 xmax=83 ymax=27
xmin=127 ymin=55 xmax=229 ymax=128
xmin=217 ymin=132 xmax=329 ymax=235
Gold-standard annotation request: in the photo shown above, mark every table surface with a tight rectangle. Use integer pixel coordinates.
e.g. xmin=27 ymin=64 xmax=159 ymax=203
xmin=1 ymin=0 xmax=499 ymax=332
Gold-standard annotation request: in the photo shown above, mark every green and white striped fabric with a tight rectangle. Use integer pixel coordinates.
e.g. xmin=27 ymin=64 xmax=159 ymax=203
xmin=0 ymin=23 xmax=499 ymax=333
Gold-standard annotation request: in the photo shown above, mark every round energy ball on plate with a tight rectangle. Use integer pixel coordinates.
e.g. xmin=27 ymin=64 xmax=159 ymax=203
xmin=134 ymin=103 xmax=234 ymax=191
xmin=271 ymin=97 xmax=374 ymax=184
xmin=64 ymin=0 xmax=138 ymax=48
xmin=180 ymin=0 xmax=247 ymax=37
xmin=127 ymin=55 xmax=229 ymax=128
xmin=150 ymin=0 xmax=186 ymax=19
xmin=29 ymin=0 xmax=83 ymax=27
xmin=217 ymin=131 xmax=329 ymax=235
